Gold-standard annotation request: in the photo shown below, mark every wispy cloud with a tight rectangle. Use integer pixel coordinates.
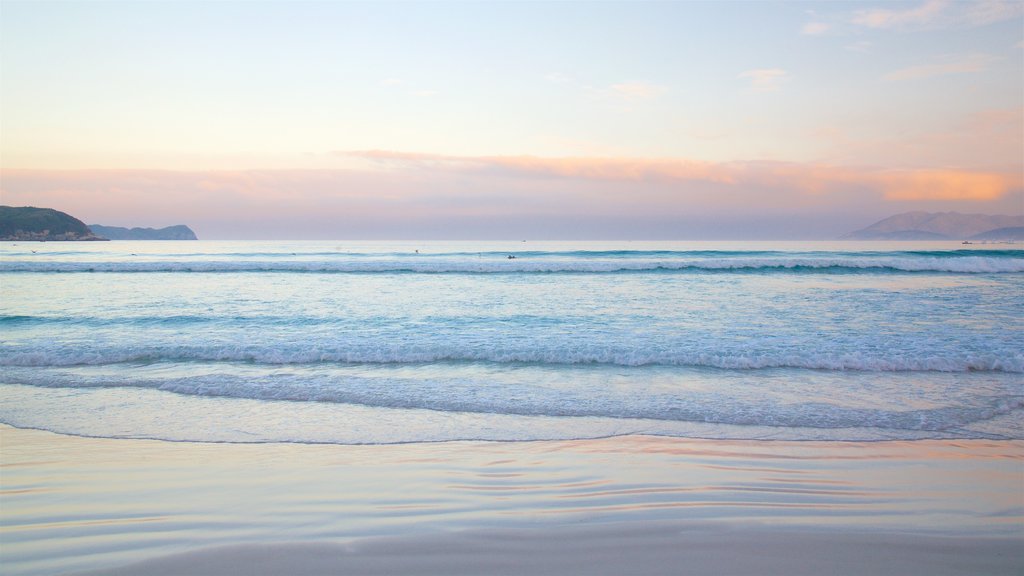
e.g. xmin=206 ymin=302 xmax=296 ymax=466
xmin=738 ymin=69 xmax=788 ymax=92
xmin=2 ymin=158 xmax=1018 ymax=240
xmin=883 ymin=53 xmax=996 ymax=80
xmin=343 ymin=151 xmax=733 ymax=183
xmin=340 ymin=150 xmax=1020 ymax=203
xmin=542 ymin=74 xmax=665 ymax=103
xmin=813 ymin=107 xmax=1024 ymax=169
xmin=801 ymin=22 xmax=831 ymax=35
xmin=873 ymin=170 xmax=1011 ymax=201
xmin=962 ymin=0 xmax=1024 ymax=26
xmin=851 ymin=0 xmax=1022 ymax=31
xmin=852 ymin=0 xmax=949 ymax=29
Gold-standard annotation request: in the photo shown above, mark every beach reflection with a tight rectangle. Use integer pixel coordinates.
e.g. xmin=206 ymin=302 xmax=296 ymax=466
xmin=2 ymin=427 xmax=1021 ymax=575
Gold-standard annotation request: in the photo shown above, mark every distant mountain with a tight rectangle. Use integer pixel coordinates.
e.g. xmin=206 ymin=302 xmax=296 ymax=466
xmin=968 ymin=227 xmax=1024 ymax=241
xmin=0 ymin=206 xmax=107 ymax=241
xmin=89 ymin=224 xmax=198 ymax=240
xmin=843 ymin=212 xmax=1024 ymax=240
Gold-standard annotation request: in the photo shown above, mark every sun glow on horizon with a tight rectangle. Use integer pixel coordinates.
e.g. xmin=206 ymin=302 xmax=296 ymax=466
xmin=1 ymin=0 xmax=1021 ymax=238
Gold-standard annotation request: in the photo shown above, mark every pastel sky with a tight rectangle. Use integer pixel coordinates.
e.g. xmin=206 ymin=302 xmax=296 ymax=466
xmin=1 ymin=0 xmax=1021 ymax=239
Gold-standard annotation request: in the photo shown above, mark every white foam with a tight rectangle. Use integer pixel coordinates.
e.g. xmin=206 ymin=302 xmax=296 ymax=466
xmin=3 ymin=255 xmax=1024 ymax=274
xmin=1 ymin=345 xmax=1021 ymax=372
xmin=2 ymin=381 xmax=1021 ymax=443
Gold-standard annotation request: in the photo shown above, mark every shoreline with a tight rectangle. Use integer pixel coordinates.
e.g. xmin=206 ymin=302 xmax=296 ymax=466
xmin=2 ymin=425 xmax=1022 ymax=575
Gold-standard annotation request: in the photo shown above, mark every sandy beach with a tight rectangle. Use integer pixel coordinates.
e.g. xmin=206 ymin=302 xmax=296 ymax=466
xmin=4 ymin=0 xmax=1023 ymax=572
xmin=70 ymin=523 xmax=1024 ymax=576
xmin=2 ymin=424 xmax=1021 ymax=575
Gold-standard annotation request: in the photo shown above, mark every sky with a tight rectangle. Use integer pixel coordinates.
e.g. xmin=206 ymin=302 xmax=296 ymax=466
xmin=1 ymin=0 xmax=1022 ymax=239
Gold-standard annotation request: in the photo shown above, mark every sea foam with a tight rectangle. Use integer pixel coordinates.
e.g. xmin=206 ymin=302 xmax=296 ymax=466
xmin=2 ymin=254 xmax=1024 ymax=274
xmin=2 ymin=241 xmax=1022 ymax=444
xmin=1 ymin=345 xmax=1022 ymax=372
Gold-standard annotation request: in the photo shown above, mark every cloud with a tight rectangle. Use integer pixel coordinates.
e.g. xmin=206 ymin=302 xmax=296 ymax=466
xmin=6 ymin=151 xmax=1019 ymax=240
xmin=488 ymin=156 xmax=729 ymax=183
xmin=608 ymin=82 xmax=667 ymax=100
xmin=873 ymin=170 xmax=1012 ymax=201
xmin=4 ymin=159 xmax=1019 ymax=240
xmin=738 ymin=69 xmax=787 ymax=92
xmin=341 ymin=150 xmax=1020 ymax=203
xmin=883 ymin=53 xmax=996 ymax=80
xmin=813 ymin=107 xmax=1024 ymax=169
xmin=963 ymin=0 xmax=1024 ymax=26
xmin=853 ymin=0 xmax=948 ymax=29
xmin=851 ymin=0 xmax=1022 ymax=30
xmin=344 ymin=151 xmax=734 ymax=183
xmin=801 ymin=22 xmax=831 ymax=35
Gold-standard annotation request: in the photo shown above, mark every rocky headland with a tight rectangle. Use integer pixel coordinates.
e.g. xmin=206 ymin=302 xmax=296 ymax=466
xmin=88 ymin=224 xmax=198 ymax=240
xmin=0 ymin=206 xmax=107 ymax=241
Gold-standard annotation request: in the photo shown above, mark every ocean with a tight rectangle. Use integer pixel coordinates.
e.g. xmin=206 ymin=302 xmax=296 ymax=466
xmin=1 ymin=240 xmax=1022 ymax=445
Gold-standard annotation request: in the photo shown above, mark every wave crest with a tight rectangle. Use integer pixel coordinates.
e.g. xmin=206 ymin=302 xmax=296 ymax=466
xmin=3 ymin=255 xmax=1023 ymax=274
xmin=1 ymin=346 xmax=1021 ymax=372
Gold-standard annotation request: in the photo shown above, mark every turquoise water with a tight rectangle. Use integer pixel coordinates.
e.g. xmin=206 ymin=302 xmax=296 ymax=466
xmin=1 ymin=240 xmax=1022 ymax=443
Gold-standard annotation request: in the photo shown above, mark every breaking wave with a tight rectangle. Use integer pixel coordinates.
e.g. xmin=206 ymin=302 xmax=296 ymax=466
xmin=1 ymin=345 xmax=1021 ymax=372
xmin=2 ymin=255 xmax=1023 ymax=274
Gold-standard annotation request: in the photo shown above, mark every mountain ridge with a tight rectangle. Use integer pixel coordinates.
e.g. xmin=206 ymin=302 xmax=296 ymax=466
xmin=844 ymin=212 xmax=1024 ymax=240
xmin=89 ymin=224 xmax=198 ymax=240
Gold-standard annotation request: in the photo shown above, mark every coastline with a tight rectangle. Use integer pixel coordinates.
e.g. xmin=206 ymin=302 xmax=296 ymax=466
xmin=2 ymin=425 xmax=1021 ymax=575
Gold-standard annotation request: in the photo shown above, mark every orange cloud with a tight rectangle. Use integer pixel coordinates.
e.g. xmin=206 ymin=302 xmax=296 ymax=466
xmin=810 ymin=107 xmax=1024 ymax=169
xmin=344 ymin=151 xmax=737 ymax=184
xmin=481 ymin=156 xmax=737 ymax=184
xmin=852 ymin=0 xmax=948 ymax=29
xmin=342 ymin=150 xmax=1019 ymax=203
xmin=5 ymin=159 xmax=1016 ymax=240
xmin=873 ymin=170 xmax=1018 ymax=201
xmin=3 ymin=161 xmax=1020 ymax=240
xmin=850 ymin=0 xmax=1022 ymax=30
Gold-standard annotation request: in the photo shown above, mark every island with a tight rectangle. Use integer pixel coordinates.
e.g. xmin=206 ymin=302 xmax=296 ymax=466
xmin=88 ymin=224 xmax=198 ymax=240
xmin=0 ymin=206 xmax=108 ymax=241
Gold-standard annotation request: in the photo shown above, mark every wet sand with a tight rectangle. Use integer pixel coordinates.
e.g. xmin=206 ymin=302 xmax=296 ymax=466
xmin=70 ymin=524 xmax=1024 ymax=576
xmin=1 ymin=425 xmax=1021 ymax=575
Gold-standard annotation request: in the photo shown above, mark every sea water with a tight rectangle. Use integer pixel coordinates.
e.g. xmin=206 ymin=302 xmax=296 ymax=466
xmin=1 ymin=241 xmax=1021 ymax=444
